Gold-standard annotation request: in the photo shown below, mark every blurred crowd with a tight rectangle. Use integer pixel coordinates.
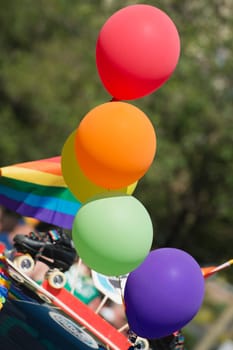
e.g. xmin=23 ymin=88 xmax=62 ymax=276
xmin=1 ymin=206 xmax=185 ymax=349
xmin=0 ymin=205 xmax=127 ymax=331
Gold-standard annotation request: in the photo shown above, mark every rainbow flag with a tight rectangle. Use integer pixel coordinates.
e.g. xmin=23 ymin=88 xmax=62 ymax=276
xmin=0 ymin=157 xmax=81 ymax=229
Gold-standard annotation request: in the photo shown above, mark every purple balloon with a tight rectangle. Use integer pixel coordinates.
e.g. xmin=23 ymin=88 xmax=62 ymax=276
xmin=124 ymin=248 xmax=205 ymax=339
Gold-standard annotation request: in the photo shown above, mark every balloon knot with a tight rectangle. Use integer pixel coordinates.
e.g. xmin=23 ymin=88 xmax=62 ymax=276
xmin=110 ymin=97 xmax=120 ymax=102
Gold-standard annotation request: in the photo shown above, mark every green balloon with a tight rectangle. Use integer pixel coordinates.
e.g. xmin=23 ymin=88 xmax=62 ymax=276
xmin=72 ymin=195 xmax=153 ymax=276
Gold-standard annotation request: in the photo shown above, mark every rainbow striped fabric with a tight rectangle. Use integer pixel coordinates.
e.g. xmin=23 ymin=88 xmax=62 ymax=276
xmin=0 ymin=156 xmax=81 ymax=229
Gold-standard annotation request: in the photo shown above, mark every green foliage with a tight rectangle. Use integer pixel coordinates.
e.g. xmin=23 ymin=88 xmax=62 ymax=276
xmin=0 ymin=0 xmax=232 ymax=278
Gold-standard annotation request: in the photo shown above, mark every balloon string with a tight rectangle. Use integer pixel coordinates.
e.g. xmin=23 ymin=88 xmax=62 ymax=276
xmin=118 ymin=277 xmax=129 ymax=333
xmin=95 ymin=294 xmax=108 ymax=314
xmin=119 ymin=276 xmax=126 ymax=310
xmin=117 ymin=323 xmax=129 ymax=333
xmin=70 ymin=258 xmax=82 ymax=295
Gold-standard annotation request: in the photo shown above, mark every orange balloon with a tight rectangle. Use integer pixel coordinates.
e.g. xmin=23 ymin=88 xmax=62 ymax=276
xmin=61 ymin=130 xmax=137 ymax=203
xmin=75 ymin=101 xmax=156 ymax=189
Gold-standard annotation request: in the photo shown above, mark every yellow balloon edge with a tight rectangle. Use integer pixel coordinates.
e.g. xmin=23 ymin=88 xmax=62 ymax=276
xmin=61 ymin=130 xmax=137 ymax=203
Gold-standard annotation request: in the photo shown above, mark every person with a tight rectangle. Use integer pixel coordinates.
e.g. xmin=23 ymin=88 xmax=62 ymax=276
xmin=0 ymin=207 xmax=35 ymax=252
xmin=64 ymin=260 xmax=101 ymax=310
xmin=12 ymin=223 xmax=77 ymax=284
xmin=0 ymin=211 xmax=126 ymax=326
xmin=10 ymin=221 xmax=101 ymax=308
xmin=148 ymin=331 xmax=185 ymax=350
xmin=100 ymin=299 xmax=127 ymax=330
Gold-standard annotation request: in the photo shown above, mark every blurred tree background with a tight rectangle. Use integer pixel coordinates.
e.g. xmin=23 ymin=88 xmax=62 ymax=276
xmin=0 ymin=0 xmax=232 ymax=347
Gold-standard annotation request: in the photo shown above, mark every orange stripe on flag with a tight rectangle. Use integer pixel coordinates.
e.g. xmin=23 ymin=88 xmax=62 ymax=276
xmin=15 ymin=157 xmax=61 ymax=176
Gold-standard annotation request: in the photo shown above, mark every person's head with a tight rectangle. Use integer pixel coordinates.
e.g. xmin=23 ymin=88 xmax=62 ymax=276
xmin=0 ymin=207 xmax=21 ymax=232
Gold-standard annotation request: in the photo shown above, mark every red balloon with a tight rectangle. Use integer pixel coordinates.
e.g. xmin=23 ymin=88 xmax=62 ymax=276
xmin=96 ymin=5 xmax=180 ymax=100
